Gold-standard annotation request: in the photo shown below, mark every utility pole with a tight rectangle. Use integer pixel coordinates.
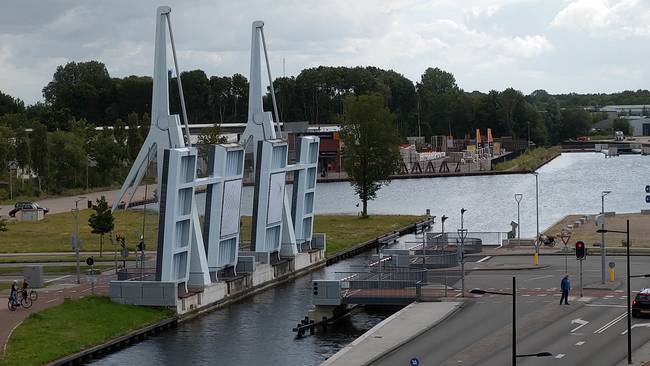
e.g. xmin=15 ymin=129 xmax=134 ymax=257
xmin=601 ymin=191 xmax=611 ymax=284
xmin=73 ymin=197 xmax=86 ymax=284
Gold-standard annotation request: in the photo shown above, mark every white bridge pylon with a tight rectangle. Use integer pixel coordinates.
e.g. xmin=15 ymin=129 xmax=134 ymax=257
xmin=112 ymin=6 xmax=186 ymax=212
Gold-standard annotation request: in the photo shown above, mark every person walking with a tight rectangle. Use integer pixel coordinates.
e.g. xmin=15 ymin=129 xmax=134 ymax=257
xmin=560 ymin=274 xmax=571 ymax=305
xmin=9 ymin=280 xmax=18 ymax=305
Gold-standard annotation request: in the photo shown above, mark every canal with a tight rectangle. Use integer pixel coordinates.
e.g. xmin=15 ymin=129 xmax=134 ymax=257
xmin=92 ymin=153 xmax=650 ymax=365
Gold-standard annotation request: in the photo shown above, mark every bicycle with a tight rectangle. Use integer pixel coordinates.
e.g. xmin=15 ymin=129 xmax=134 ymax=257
xmin=7 ymin=297 xmax=18 ymax=311
xmin=21 ymin=283 xmax=38 ymax=302
xmin=15 ymin=290 xmax=32 ymax=309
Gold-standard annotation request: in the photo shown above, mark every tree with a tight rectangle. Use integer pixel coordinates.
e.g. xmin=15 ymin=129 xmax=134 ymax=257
xmin=560 ymin=108 xmax=591 ymax=139
xmin=196 ymin=125 xmax=227 ymax=156
xmin=0 ymin=90 xmax=24 ymax=116
xmin=613 ymin=118 xmax=632 ymax=135
xmin=340 ymin=94 xmax=400 ymax=217
xmin=126 ymin=112 xmax=142 ymax=161
xmin=42 ymin=61 xmax=113 ymax=123
xmin=88 ymin=196 xmax=114 ymax=256
xmin=30 ymin=122 xmax=48 ymax=190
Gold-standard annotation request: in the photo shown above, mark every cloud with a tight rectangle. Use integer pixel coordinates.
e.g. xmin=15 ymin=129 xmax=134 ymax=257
xmin=551 ymin=0 xmax=650 ymax=37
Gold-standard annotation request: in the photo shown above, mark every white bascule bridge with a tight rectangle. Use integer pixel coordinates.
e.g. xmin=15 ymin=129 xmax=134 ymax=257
xmin=109 ymin=6 xmax=324 ymax=312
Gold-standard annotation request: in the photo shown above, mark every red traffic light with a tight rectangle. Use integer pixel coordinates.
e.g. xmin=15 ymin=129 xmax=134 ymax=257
xmin=575 ymin=241 xmax=586 ymax=259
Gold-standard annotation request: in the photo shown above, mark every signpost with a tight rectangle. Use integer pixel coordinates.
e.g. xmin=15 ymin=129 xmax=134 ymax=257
xmin=576 ymin=241 xmax=585 ymax=298
xmin=86 ymin=256 xmax=96 ymax=295
xmin=410 ymin=358 xmax=420 ymax=366
xmin=560 ymin=229 xmax=571 ymax=273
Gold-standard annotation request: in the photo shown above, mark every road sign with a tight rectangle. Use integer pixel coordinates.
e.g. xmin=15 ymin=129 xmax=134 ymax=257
xmin=646 ymin=185 xmax=650 ymax=194
xmin=121 ymin=248 xmax=129 ymax=258
xmin=560 ymin=230 xmax=571 ymax=246
xmin=410 ymin=358 xmax=420 ymax=366
xmin=646 ymin=195 xmax=650 ymax=204
xmin=86 ymin=257 xmax=94 ymax=266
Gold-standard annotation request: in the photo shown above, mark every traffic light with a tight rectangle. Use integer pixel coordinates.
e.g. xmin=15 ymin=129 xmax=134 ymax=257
xmin=313 ymin=281 xmax=319 ymax=296
xmin=575 ymin=241 xmax=586 ymax=260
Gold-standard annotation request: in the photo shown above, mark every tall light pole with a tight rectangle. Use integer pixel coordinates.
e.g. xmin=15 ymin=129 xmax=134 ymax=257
xmin=441 ymin=215 xmax=448 ymax=238
xmin=601 ymin=191 xmax=611 ymax=284
xmin=459 ymin=208 xmax=467 ymax=297
xmin=514 ymin=194 xmax=523 ymax=241
xmin=73 ymin=196 xmax=86 ymax=284
xmin=471 ymin=277 xmax=552 ymax=365
xmin=533 ymin=172 xmax=540 ymax=265
xmin=598 ymin=220 xmax=633 ymax=364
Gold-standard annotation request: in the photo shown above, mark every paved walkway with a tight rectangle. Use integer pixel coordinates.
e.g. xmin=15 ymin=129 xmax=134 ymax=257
xmin=0 ymin=273 xmax=112 ymax=358
xmin=0 ymin=185 xmax=152 ymax=216
xmin=322 ymin=301 xmax=461 ymax=366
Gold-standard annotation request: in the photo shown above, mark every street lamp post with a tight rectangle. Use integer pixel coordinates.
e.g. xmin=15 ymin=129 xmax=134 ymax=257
xmin=601 ymin=191 xmax=611 ymax=284
xmin=597 ymin=220 xmax=631 ymax=364
xmin=514 ymin=194 xmax=523 ymax=241
xmin=532 ymin=172 xmax=540 ymax=265
xmin=73 ymin=196 xmax=86 ymax=284
xmin=441 ymin=215 xmax=448 ymax=238
xmin=471 ymin=277 xmax=552 ymax=365
xmin=459 ymin=208 xmax=467 ymax=297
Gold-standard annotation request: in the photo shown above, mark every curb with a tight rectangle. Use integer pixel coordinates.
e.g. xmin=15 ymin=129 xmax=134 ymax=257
xmin=361 ymin=302 xmax=464 ymax=366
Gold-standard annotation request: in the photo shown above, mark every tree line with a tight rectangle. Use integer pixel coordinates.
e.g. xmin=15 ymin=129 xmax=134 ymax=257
xmin=1 ymin=60 xmax=649 ymax=198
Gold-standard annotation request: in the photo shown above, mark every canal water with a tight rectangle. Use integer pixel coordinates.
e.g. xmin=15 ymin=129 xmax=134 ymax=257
xmin=92 ymin=153 xmax=650 ymax=365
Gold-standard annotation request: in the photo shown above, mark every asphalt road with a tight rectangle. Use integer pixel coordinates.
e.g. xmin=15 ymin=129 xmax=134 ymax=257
xmin=371 ymin=254 xmax=650 ymax=366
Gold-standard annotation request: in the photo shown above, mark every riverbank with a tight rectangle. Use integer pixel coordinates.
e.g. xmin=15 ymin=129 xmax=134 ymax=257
xmin=493 ymin=146 xmax=562 ymax=171
xmin=0 ymin=296 xmax=172 ymax=366
xmin=543 ymin=212 xmax=650 ymax=247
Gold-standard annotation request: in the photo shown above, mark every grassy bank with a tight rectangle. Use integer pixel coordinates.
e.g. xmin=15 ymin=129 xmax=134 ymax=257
xmin=0 ymin=255 xmax=136 ymax=264
xmin=0 ymin=209 xmax=158 ymax=254
xmin=2 ymin=211 xmax=423 ymax=256
xmin=0 ymin=296 xmax=172 ymax=366
xmin=238 ymin=214 xmax=424 ymax=255
xmin=494 ymin=147 xmax=561 ymax=171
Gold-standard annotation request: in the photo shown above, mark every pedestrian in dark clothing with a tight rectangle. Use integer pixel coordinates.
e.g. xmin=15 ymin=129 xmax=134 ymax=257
xmin=560 ymin=275 xmax=571 ymax=305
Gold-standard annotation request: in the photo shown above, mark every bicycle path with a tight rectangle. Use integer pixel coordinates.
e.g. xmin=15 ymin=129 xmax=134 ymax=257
xmin=0 ymin=274 xmax=111 ymax=358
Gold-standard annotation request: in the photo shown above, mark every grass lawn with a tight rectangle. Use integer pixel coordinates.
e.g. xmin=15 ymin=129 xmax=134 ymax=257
xmin=1 ymin=209 xmax=424 ymax=257
xmin=494 ymin=146 xmax=561 ymax=171
xmin=0 ymin=265 xmax=113 ymax=276
xmin=0 ymin=296 xmax=173 ymax=366
xmin=0 ymin=209 xmax=158 ymax=254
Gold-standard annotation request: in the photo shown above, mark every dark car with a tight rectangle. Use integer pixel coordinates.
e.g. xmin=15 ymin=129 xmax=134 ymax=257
xmin=8 ymin=202 xmax=49 ymax=217
xmin=632 ymin=289 xmax=650 ymax=318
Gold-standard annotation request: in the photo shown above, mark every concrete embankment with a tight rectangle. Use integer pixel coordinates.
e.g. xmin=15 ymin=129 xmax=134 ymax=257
xmin=321 ymin=301 xmax=462 ymax=366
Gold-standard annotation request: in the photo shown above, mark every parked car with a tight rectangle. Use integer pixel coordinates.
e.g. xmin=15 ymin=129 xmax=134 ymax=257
xmin=8 ymin=202 xmax=49 ymax=217
xmin=632 ymin=288 xmax=650 ymax=318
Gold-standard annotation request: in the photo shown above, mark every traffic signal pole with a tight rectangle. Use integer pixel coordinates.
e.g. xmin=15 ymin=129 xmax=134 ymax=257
xmin=579 ymin=258 xmax=583 ymax=298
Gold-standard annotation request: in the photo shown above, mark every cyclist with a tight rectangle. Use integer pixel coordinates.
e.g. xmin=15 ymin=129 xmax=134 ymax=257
xmin=9 ymin=280 xmax=18 ymax=306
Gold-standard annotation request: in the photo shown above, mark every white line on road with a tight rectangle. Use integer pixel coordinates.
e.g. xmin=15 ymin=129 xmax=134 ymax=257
xmin=555 ymin=354 xmax=565 ymax=359
xmin=46 ymin=299 xmax=57 ymax=303
xmin=571 ymin=318 xmax=589 ymax=333
xmin=575 ymin=341 xmax=585 ymax=346
xmin=621 ymin=323 xmax=650 ymax=335
xmin=477 ymin=256 xmax=492 ymax=263
xmin=594 ymin=313 xmax=627 ymax=334
xmin=586 ymin=304 xmax=626 ymax=308
xmin=44 ymin=275 xmax=71 ymax=284
xmin=527 ymin=275 xmax=552 ymax=281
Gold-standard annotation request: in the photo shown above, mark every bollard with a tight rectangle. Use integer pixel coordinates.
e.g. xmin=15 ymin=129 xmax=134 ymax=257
xmin=609 ymin=261 xmax=616 ymax=282
xmin=534 ymin=252 xmax=539 ymax=266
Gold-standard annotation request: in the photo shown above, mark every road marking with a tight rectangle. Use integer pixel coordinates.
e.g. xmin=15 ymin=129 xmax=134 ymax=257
xmin=605 ymin=295 xmax=614 ymax=298
xmin=46 ymin=299 xmax=57 ymax=303
xmin=538 ymin=294 xmax=547 ymax=297
xmin=575 ymin=341 xmax=585 ymax=346
xmin=594 ymin=312 xmax=627 ymax=334
xmin=586 ymin=304 xmax=626 ymax=308
xmin=527 ymin=275 xmax=552 ymax=281
xmin=621 ymin=323 xmax=650 ymax=335
xmin=44 ymin=275 xmax=71 ymax=284
xmin=555 ymin=354 xmax=565 ymax=359
xmin=80 ymin=287 xmax=93 ymax=293
xmin=571 ymin=318 xmax=589 ymax=333
xmin=522 ymin=294 xmax=531 ymax=297
xmin=477 ymin=256 xmax=491 ymax=263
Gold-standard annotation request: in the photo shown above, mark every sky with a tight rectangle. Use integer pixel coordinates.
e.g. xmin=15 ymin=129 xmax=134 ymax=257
xmin=1 ymin=0 xmax=650 ymax=104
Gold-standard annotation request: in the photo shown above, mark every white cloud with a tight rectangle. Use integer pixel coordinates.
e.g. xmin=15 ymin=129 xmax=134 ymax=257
xmin=551 ymin=0 xmax=650 ymax=37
